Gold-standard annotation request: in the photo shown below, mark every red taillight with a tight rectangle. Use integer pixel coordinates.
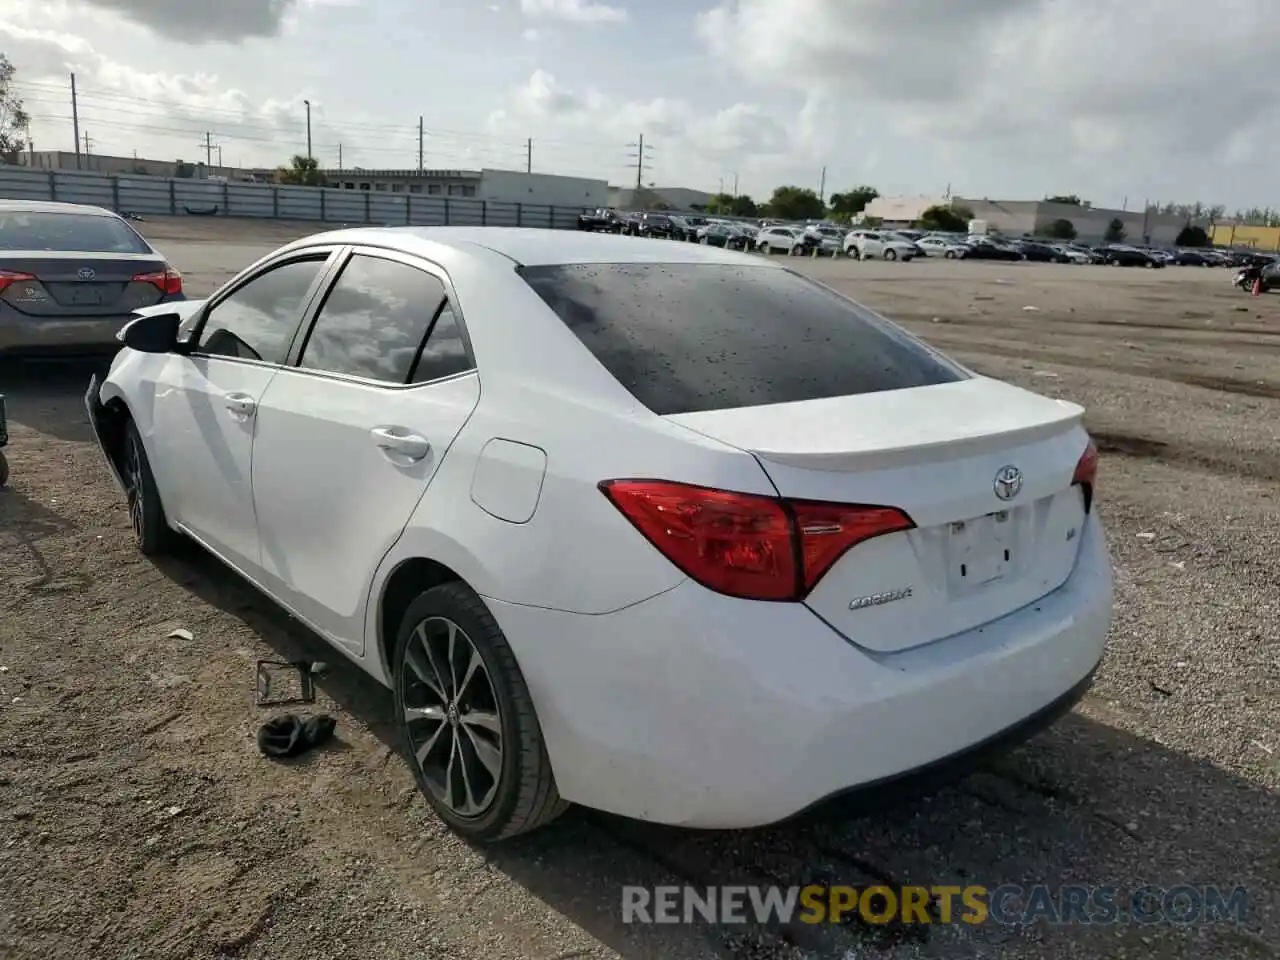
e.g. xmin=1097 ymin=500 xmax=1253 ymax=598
xmin=0 ymin=269 xmax=36 ymax=294
xmin=1072 ymin=438 xmax=1098 ymax=513
xmin=132 ymin=265 xmax=183 ymax=296
xmin=599 ymin=479 xmax=914 ymax=601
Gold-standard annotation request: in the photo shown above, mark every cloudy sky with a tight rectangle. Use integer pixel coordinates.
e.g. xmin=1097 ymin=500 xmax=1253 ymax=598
xmin=2 ymin=0 xmax=1278 ymax=209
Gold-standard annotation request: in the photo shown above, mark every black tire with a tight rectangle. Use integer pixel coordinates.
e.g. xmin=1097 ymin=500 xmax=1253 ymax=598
xmin=945 ymin=250 xmax=956 ymax=259
xmin=884 ymin=248 xmax=897 ymax=261
xmin=393 ymin=581 xmax=568 ymax=842
xmin=0 ymin=450 xmax=8 ymax=487
xmin=121 ymin=419 xmax=174 ymax=555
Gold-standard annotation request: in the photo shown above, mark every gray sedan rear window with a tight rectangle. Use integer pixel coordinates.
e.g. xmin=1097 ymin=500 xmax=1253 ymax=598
xmin=0 ymin=212 xmax=152 ymax=253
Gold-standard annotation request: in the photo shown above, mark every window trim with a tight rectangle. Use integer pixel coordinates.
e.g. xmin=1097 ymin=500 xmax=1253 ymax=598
xmin=281 ymin=244 xmax=478 ymax=391
xmin=184 ymin=245 xmax=348 ymax=368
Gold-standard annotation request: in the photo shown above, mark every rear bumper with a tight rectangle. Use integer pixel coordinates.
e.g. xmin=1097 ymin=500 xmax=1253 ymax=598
xmin=485 ymin=513 xmax=1113 ymax=829
xmin=0 ymin=295 xmax=185 ymax=357
xmin=0 ymin=314 xmax=131 ymax=356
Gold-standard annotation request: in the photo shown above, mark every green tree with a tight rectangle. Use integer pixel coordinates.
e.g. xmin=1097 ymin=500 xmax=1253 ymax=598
xmin=1046 ymin=194 xmax=1081 ymax=205
xmin=828 ymin=186 xmax=879 ymax=220
xmin=705 ymin=192 xmax=758 ymax=217
xmin=276 ymin=154 xmax=326 ymax=186
xmin=1103 ymin=217 xmax=1126 ymax=242
xmin=767 ymin=185 xmax=825 ymax=221
xmin=0 ymin=54 xmax=31 ymax=160
xmin=1044 ymin=218 xmax=1077 ymax=240
xmin=1175 ymin=225 xmax=1209 ymax=247
xmin=918 ymin=203 xmax=971 ymax=232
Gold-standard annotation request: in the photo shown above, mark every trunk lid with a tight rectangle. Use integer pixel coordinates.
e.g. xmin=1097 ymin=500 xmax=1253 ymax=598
xmin=666 ymin=377 xmax=1092 ymax=653
xmin=0 ymin=252 xmax=168 ymax=316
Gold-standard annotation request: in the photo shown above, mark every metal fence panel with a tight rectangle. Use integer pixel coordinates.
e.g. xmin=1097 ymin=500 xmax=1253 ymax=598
xmin=0 ymin=165 xmax=594 ymax=232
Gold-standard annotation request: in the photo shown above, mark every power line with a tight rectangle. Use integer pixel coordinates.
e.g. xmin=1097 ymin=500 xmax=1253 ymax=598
xmin=13 ymin=79 xmax=628 ymax=151
xmin=626 ymin=133 xmax=653 ymax=190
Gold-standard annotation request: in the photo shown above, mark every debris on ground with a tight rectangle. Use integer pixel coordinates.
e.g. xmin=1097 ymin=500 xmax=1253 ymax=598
xmin=256 ymin=713 xmax=337 ymax=759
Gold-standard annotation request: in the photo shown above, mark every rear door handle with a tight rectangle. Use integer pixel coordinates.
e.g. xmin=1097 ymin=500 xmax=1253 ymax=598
xmin=371 ymin=426 xmax=431 ymax=462
xmin=223 ymin=393 xmax=256 ymax=417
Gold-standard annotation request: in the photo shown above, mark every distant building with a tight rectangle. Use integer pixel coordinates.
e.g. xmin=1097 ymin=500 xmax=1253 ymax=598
xmin=16 ymin=149 xmax=271 ymax=181
xmin=861 ymin=195 xmax=1207 ymax=246
xmin=319 ymin=167 xmax=609 ymax=209
xmin=607 ymin=185 xmax=716 ymax=211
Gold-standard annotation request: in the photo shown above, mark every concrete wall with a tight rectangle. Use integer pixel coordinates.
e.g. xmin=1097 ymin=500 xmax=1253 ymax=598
xmin=864 ymin=194 xmax=1207 ymax=245
xmin=1210 ymin=223 xmax=1280 ymax=251
xmin=0 ymin=165 xmax=591 ymax=229
xmin=480 ymin=169 xmax=608 ymax=208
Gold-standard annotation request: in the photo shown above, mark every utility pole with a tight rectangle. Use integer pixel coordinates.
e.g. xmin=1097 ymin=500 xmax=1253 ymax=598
xmin=418 ymin=116 xmax=424 ymax=172
xmin=718 ymin=176 xmax=724 ymax=195
xmin=203 ymin=131 xmax=214 ymax=167
xmin=304 ymin=100 xmax=312 ymax=160
xmin=526 ymin=137 xmax=532 ymax=174
xmin=216 ymin=145 xmax=223 ymax=171
xmin=70 ymin=73 xmax=81 ymax=170
xmin=732 ymin=172 xmax=738 ymax=198
xmin=626 ymin=134 xmax=653 ymax=191
xmin=818 ymin=165 xmax=826 ymax=205
xmin=82 ymin=131 xmax=93 ymax=170
xmin=338 ymin=143 xmax=343 ymax=169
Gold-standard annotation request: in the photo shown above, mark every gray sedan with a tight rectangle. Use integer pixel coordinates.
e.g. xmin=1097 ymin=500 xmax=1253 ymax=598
xmin=0 ymin=200 xmax=186 ymax=357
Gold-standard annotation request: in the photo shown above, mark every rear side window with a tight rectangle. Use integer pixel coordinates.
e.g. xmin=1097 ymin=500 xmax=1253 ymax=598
xmin=519 ymin=262 xmax=967 ymax=415
xmin=409 ymin=304 xmax=472 ymax=383
xmin=0 ymin=211 xmax=151 ymax=253
xmin=299 ymin=254 xmax=446 ymax=383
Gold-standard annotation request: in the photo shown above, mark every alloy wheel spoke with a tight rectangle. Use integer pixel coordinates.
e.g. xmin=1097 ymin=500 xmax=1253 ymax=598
xmin=455 ymin=647 xmax=482 ymax=702
xmin=461 ymin=724 xmax=501 ymax=779
xmin=419 ymin=624 xmax=453 ymax=701
xmin=460 ymin=709 xmax=500 ymax=735
xmin=404 ymin=640 xmax=447 ymax=703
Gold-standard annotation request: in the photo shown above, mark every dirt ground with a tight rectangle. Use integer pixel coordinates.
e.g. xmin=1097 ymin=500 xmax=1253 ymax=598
xmin=1 ymin=225 xmax=1278 ymax=960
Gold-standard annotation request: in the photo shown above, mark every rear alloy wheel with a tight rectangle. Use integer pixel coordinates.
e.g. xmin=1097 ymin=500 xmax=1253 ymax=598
xmin=884 ymin=248 xmax=898 ymax=261
xmin=121 ymin=420 xmax=174 ymax=555
xmin=394 ymin=582 xmax=567 ymax=842
xmin=945 ymin=250 xmax=956 ymax=259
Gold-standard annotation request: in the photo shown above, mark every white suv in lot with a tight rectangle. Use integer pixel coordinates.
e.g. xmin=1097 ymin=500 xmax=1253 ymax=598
xmin=755 ymin=226 xmax=804 ymax=255
xmin=845 ymin=230 xmax=917 ymax=261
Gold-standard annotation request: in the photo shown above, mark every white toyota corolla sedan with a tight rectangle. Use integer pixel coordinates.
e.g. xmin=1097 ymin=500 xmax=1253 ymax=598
xmin=85 ymin=227 xmax=1112 ymax=841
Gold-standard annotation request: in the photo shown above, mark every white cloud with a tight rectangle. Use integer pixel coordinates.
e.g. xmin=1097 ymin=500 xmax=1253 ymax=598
xmin=4 ymin=0 xmax=1280 ymax=208
xmin=697 ymin=0 xmax=1280 ymax=203
xmin=488 ymin=69 xmax=795 ymax=189
xmin=519 ymin=0 xmax=626 ymax=25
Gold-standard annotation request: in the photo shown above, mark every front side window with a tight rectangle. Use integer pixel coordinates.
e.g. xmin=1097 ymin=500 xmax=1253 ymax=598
xmin=198 ymin=257 xmax=327 ymax=364
xmin=298 ymin=254 xmax=446 ymax=383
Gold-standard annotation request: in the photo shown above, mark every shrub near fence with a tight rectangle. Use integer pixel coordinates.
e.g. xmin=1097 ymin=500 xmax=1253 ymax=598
xmin=0 ymin=166 xmax=591 ymax=230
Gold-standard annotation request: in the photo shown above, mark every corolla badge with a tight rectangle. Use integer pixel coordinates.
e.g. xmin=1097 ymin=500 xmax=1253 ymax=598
xmin=848 ymin=587 xmax=913 ymax=611
xmin=77 ymin=267 xmax=96 ymax=281
xmin=993 ymin=464 xmax=1023 ymax=501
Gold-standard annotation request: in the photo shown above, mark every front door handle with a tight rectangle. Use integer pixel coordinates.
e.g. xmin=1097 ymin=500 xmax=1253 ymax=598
xmin=223 ymin=393 xmax=256 ymax=417
xmin=371 ymin=426 xmax=431 ymax=462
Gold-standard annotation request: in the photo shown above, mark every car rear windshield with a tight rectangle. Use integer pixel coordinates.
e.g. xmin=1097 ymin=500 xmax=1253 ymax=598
xmin=0 ymin=211 xmax=152 ymax=253
xmin=519 ymin=262 xmax=968 ymax=415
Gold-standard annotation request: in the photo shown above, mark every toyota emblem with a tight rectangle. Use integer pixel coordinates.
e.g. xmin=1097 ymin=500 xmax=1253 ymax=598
xmin=993 ymin=464 xmax=1023 ymax=501
xmin=76 ymin=267 xmax=96 ymax=281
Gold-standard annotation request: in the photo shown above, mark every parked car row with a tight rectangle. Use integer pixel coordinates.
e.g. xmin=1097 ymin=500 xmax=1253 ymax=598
xmin=576 ymin=209 xmax=1280 ymax=272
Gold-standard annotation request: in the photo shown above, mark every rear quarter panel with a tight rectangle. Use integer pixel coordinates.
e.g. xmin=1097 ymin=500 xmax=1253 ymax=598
xmin=373 ymin=383 xmax=777 ymax=618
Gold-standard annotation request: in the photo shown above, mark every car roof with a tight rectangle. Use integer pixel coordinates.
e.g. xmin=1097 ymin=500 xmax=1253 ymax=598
xmin=286 ymin=226 xmax=777 ymax=267
xmin=0 ymin=199 xmax=119 ymax=217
